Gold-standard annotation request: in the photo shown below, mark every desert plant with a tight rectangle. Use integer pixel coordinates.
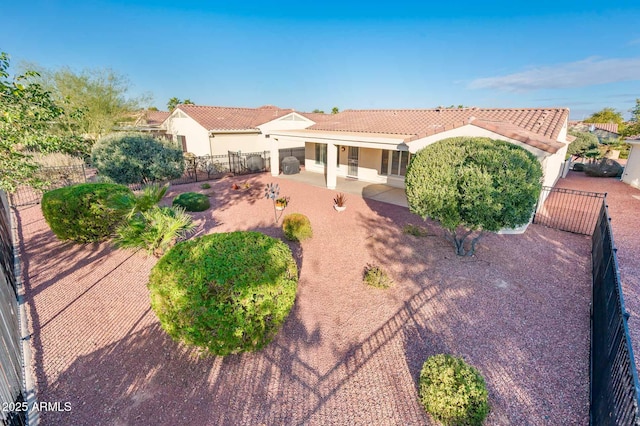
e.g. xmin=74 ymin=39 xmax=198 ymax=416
xmin=333 ymin=193 xmax=347 ymax=207
xmin=91 ymin=132 xmax=184 ymax=185
xmin=41 ymin=183 xmax=132 ymax=242
xmin=172 ymin=192 xmax=210 ymax=212
xmin=29 ymin=152 xmax=85 ymax=168
xmin=111 ymin=183 xmax=169 ymax=219
xmin=405 ymin=137 xmax=542 ymax=256
xmin=282 ymin=213 xmax=312 ymax=242
xmin=419 ymin=354 xmax=490 ymax=426
xmin=148 ymin=231 xmax=298 ymax=355
xmin=275 ymin=196 xmax=289 ymax=208
xmin=363 ymin=263 xmax=393 ymax=289
xmin=403 ymin=224 xmax=429 ymax=237
xmin=200 ymin=183 xmax=211 ymax=189
xmin=114 ymin=206 xmax=195 ymax=256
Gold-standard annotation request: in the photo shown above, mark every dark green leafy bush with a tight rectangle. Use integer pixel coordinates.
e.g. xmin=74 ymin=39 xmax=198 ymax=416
xmin=282 ymin=213 xmax=312 ymax=241
xmin=148 ymin=231 xmax=298 ymax=355
xmin=419 ymin=354 xmax=490 ymax=426
xmin=41 ymin=183 xmax=132 ymax=242
xmin=363 ymin=263 xmax=393 ymax=289
xmin=91 ymin=132 xmax=184 ymax=185
xmin=200 ymin=183 xmax=211 ymax=189
xmin=172 ymin=192 xmax=210 ymax=212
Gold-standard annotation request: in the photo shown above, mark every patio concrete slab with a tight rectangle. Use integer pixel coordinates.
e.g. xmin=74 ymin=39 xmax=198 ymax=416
xmin=276 ymin=171 xmax=408 ymax=208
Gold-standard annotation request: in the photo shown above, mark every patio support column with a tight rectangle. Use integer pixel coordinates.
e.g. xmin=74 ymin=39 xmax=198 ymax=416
xmin=326 ymin=143 xmax=337 ymax=189
xmin=270 ymin=136 xmax=279 ymax=177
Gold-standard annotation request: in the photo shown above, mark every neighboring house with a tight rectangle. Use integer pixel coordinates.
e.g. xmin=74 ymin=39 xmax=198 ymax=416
xmin=622 ymin=136 xmax=640 ymax=189
xmin=267 ymin=108 xmax=571 ymax=190
xmin=570 ymin=121 xmax=620 ymax=141
xmin=114 ymin=110 xmax=171 ymax=138
xmin=163 ymin=104 xmax=316 ymax=156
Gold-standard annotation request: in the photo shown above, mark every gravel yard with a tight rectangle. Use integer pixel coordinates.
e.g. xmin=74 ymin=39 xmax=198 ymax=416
xmin=18 ymin=173 xmax=591 ymax=425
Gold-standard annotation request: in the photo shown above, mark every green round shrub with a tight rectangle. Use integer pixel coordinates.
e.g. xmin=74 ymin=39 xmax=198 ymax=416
xmin=148 ymin=231 xmax=298 ymax=355
xmin=419 ymin=354 xmax=489 ymax=425
xmin=41 ymin=183 xmax=132 ymax=243
xmin=282 ymin=213 xmax=313 ymax=242
xmin=172 ymin=192 xmax=210 ymax=212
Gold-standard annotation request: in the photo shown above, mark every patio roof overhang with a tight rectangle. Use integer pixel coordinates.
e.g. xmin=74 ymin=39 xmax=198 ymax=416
xmin=266 ymin=129 xmax=411 ymax=151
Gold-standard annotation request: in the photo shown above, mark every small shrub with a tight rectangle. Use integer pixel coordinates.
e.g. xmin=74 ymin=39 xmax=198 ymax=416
xmin=282 ymin=213 xmax=312 ymax=241
xmin=173 ymin=192 xmax=210 ymax=212
xmin=200 ymin=183 xmax=211 ymax=189
xmin=41 ymin=183 xmax=132 ymax=243
xmin=148 ymin=231 xmax=298 ymax=355
xmin=114 ymin=206 xmax=195 ymax=257
xmin=403 ymin=224 xmax=429 ymax=237
xmin=363 ymin=263 xmax=393 ymax=289
xmin=419 ymin=354 xmax=490 ymax=426
xmin=111 ymin=183 xmax=169 ymax=219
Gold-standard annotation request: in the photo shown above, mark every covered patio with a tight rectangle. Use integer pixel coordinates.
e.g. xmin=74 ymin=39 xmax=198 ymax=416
xmin=276 ymin=170 xmax=408 ymax=207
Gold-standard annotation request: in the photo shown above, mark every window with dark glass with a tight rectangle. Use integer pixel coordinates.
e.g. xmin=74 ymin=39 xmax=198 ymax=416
xmin=380 ymin=150 xmax=389 ymax=175
xmin=315 ymin=144 xmax=327 ymax=165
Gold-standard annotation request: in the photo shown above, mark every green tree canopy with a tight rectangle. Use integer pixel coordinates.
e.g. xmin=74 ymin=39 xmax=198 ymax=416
xmin=0 ymin=52 xmax=85 ymax=192
xmin=405 ymin=137 xmax=543 ymax=256
xmin=91 ymin=133 xmax=185 ymax=185
xmin=311 ymin=108 xmax=325 ymax=113
xmin=331 ymin=107 xmax=339 ymax=114
xmin=567 ymin=130 xmax=600 ymax=159
xmin=167 ymin=97 xmax=194 ymax=111
xmin=622 ymin=99 xmax=640 ymax=137
xmin=24 ymin=63 xmax=147 ymax=141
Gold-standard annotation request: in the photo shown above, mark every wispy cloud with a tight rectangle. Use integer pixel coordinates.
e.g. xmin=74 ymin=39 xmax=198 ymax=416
xmin=469 ymin=57 xmax=640 ymax=92
xmin=629 ymin=38 xmax=640 ymax=46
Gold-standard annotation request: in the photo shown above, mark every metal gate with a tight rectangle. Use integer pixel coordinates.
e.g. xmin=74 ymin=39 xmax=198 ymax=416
xmin=0 ymin=192 xmax=26 ymax=426
xmin=532 ymin=186 xmax=605 ymax=235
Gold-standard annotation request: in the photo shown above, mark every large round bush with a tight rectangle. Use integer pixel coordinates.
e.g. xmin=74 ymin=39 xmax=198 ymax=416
xmin=282 ymin=213 xmax=313 ymax=242
xmin=148 ymin=231 xmax=298 ymax=355
xmin=42 ymin=183 xmax=132 ymax=243
xmin=419 ymin=354 xmax=489 ymax=425
xmin=172 ymin=192 xmax=210 ymax=212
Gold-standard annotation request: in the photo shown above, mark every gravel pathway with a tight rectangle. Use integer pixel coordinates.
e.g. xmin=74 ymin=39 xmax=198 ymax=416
xmin=555 ymin=171 xmax=640 ymax=372
xmin=17 ymin=173 xmax=591 ymax=425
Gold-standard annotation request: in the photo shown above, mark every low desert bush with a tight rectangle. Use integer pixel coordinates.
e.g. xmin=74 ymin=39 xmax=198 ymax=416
xmin=363 ymin=263 xmax=393 ymax=289
xmin=114 ymin=206 xmax=195 ymax=257
xmin=282 ymin=213 xmax=312 ymax=241
xmin=419 ymin=354 xmax=490 ymax=426
xmin=172 ymin=192 xmax=210 ymax=212
xmin=148 ymin=231 xmax=298 ymax=355
xmin=200 ymin=183 xmax=211 ymax=189
xmin=403 ymin=224 xmax=429 ymax=237
xmin=41 ymin=183 xmax=132 ymax=243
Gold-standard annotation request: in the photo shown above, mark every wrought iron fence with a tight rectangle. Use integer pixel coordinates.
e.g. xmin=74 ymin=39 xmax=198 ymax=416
xmin=591 ymin=202 xmax=640 ymax=425
xmin=278 ymin=147 xmax=305 ymax=166
xmin=9 ymin=165 xmax=88 ymax=207
xmin=533 ymin=186 xmax=606 ymax=235
xmin=0 ymin=191 xmax=26 ymax=426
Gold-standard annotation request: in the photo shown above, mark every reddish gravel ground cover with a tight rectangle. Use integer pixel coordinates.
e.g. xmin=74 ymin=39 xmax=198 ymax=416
xmin=556 ymin=171 xmax=640 ymax=371
xmin=18 ymin=173 xmax=591 ymax=425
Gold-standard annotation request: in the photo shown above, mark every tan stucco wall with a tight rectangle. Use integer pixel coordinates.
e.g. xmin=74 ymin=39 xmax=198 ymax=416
xmin=622 ymin=144 xmax=640 ymax=189
xmin=210 ymin=133 xmax=263 ymax=156
xmin=164 ymin=115 xmax=210 ymax=156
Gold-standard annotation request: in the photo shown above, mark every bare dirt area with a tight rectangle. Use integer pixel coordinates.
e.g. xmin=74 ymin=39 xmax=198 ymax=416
xmin=556 ymin=171 xmax=640 ymax=371
xmin=18 ymin=173 xmax=591 ymax=425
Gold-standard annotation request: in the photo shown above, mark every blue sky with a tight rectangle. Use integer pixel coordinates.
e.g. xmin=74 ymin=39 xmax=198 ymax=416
xmin=2 ymin=0 xmax=640 ymax=119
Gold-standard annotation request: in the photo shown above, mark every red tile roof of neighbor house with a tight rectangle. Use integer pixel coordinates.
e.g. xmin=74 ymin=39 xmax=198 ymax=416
xmin=587 ymin=123 xmax=619 ymax=134
xmin=177 ymin=104 xmax=295 ymax=131
xmin=308 ymin=108 xmax=569 ymax=154
xmin=142 ymin=110 xmax=170 ymax=126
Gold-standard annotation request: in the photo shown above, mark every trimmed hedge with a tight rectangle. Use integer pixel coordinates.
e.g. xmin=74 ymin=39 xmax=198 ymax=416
xmin=173 ymin=192 xmax=210 ymax=212
xmin=148 ymin=231 xmax=298 ymax=355
xmin=42 ymin=183 xmax=132 ymax=243
xmin=419 ymin=354 xmax=490 ymax=425
xmin=282 ymin=213 xmax=313 ymax=242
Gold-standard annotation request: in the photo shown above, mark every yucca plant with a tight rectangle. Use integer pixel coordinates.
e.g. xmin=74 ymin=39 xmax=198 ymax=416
xmin=114 ymin=206 xmax=195 ymax=257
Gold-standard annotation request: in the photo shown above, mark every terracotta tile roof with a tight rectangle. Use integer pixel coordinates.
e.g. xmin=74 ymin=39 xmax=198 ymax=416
xmin=585 ymin=122 xmax=619 ymax=134
xmin=142 ymin=110 xmax=170 ymax=126
xmin=308 ymin=108 xmax=569 ymax=154
xmin=177 ymin=104 xmax=294 ymax=131
xmin=299 ymin=112 xmax=337 ymax=123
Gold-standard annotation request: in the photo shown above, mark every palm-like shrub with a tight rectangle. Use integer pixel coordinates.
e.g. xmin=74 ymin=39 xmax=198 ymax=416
xmin=282 ymin=213 xmax=312 ymax=241
xmin=172 ymin=192 xmax=210 ymax=212
xmin=148 ymin=231 xmax=298 ymax=355
xmin=114 ymin=206 xmax=195 ymax=257
xmin=419 ymin=354 xmax=490 ymax=425
xmin=41 ymin=183 xmax=132 ymax=242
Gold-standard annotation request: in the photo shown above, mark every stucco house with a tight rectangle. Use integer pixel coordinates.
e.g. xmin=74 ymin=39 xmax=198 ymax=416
xmin=266 ymin=108 xmax=571 ymax=190
xmin=569 ymin=121 xmax=620 ymax=141
xmin=163 ymin=104 xmax=317 ymax=156
xmin=622 ymin=136 xmax=640 ymax=189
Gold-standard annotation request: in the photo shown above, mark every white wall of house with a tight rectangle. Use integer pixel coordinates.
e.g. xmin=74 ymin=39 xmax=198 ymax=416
xmin=164 ymin=112 xmax=211 ymax=156
xmin=622 ymin=142 xmax=640 ymax=189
